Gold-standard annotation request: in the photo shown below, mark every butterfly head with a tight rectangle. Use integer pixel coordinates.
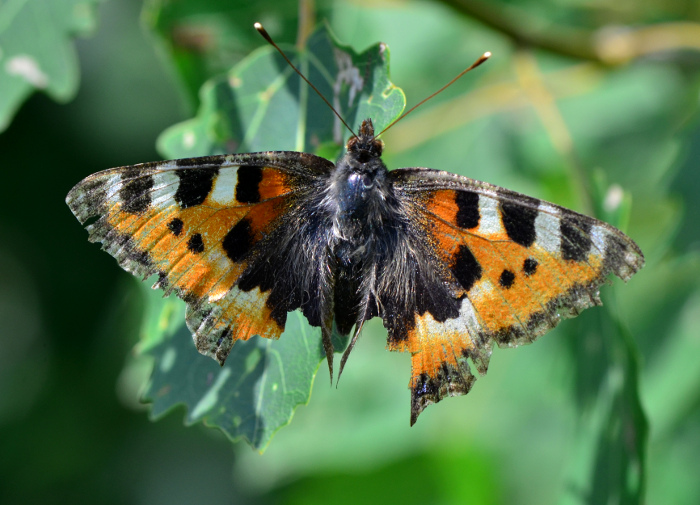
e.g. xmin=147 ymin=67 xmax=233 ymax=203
xmin=346 ymin=119 xmax=384 ymax=162
xmin=328 ymin=118 xmax=394 ymax=223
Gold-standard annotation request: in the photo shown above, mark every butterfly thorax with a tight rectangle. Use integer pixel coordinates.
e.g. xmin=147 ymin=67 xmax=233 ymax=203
xmin=323 ymin=119 xmax=399 ymax=263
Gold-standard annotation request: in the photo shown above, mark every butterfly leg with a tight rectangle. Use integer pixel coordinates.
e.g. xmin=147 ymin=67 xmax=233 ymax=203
xmin=320 ymin=272 xmax=338 ymax=384
xmin=337 ymin=319 xmax=365 ymax=385
xmin=321 ymin=321 xmax=335 ymax=385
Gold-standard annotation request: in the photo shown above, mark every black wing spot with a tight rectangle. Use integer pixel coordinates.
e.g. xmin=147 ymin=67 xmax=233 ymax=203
xmin=174 ymin=167 xmax=218 ymax=208
xmin=455 ymin=191 xmax=480 ymax=229
xmin=501 ymin=200 xmax=538 ymax=247
xmin=451 ymin=245 xmax=482 ymax=292
xmin=413 ymin=373 xmax=438 ymax=399
xmin=499 ymin=269 xmax=515 ymax=289
xmin=187 ymin=233 xmax=205 ymax=254
xmin=167 ymin=218 xmax=184 ymax=236
xmin=222 ymin=218 xmax=253 ymax=262
xmin=120 ymin=169 xmax=154 ymax=214
xmin=236 ymin=166 xmax=264 ymax=203
xmin=216 ymin=327 xmax=232 ymax=347
xmin=561 ymin=216 xmax=592 ymax=261
xmin=155 ymin=271 xmax=169 ymax=289
xmin=523 ymin=257 xmax=538 ymax=276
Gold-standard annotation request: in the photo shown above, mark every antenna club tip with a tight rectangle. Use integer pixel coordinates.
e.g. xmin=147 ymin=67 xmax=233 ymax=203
xmin=483 ymin=51 xmax=492 ymax=59
xmin=254 ymin=22 xmax=273 ymax=43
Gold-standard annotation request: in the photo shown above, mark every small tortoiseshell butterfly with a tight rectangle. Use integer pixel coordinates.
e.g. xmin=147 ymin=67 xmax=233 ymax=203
xmin=66 ymin=26 xmax=644 ymax=425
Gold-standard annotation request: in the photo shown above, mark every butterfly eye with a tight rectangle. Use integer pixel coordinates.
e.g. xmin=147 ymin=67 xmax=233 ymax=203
xmin=361 ymin=173 xmax=373 ymax=189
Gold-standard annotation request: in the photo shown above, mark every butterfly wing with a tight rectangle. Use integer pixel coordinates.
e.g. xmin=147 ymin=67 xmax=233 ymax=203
xmin=389 ymin=168 xmax=644 ymax=424
xmin=67 ymin=152 xmax=335 ymax=364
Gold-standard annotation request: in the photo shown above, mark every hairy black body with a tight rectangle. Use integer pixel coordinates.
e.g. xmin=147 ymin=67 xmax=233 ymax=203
xmin=321 ymin=120 xmax=411 ymax=377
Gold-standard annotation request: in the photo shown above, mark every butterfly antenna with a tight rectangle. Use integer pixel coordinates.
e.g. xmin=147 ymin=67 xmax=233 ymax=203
xmin=255 ymin=22 xmax=357 ymax=138
xmin=376 ymin=51 xmax=491 ymax=138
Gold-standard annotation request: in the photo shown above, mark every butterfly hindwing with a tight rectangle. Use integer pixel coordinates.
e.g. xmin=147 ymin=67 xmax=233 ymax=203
xmin=67 ymin=152 xmax=335 ymax=364
xmin=389 ymin=168 xmax=644 ymax=423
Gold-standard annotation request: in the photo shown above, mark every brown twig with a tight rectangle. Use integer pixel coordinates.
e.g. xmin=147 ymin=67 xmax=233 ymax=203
xmin=441 ymin=0 xmax=700 ymax=64
xmin=439 ymin=0 xmax=601 ymax=62
xmin=296 ymin=0 xmax=315 ymax=49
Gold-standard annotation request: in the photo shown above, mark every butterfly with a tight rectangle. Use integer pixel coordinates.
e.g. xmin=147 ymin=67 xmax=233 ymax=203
xmin=66 ymin=28 xmax=644 ymax=425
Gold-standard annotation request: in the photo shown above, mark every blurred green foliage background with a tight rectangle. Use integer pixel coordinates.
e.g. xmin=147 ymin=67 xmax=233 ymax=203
xmin=1 ymin=0 xmax=699 ymax=503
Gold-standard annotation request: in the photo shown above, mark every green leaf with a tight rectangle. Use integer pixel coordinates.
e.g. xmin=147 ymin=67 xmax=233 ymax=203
xmin=139 ymin=25 xmax=404 ymax=451
xmin=157 ymin=24 xmax=405 ymax=159
xmin=561 ymin=306 xmax=648 ymax=505
xmin=0 ymin=0 xmax=103 ymax=131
